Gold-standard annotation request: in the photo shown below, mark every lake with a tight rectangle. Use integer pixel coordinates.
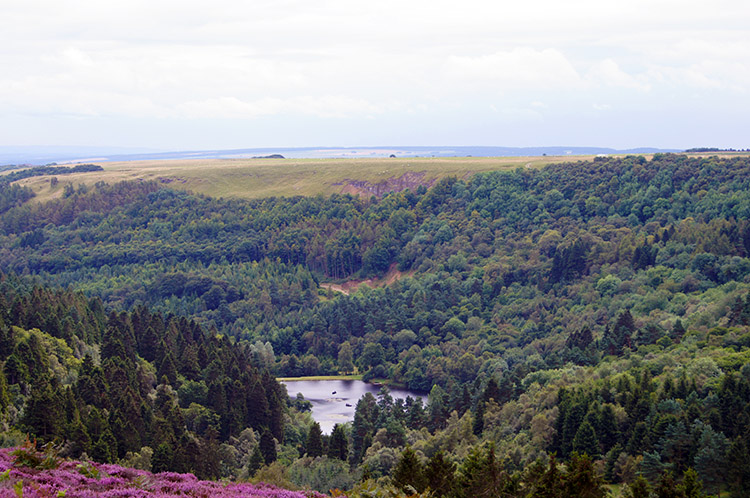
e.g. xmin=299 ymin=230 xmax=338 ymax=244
xmin=281 ymin=379 xmax=427 ymax=433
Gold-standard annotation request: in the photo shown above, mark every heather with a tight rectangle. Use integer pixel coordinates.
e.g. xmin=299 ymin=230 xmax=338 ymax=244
xmin=0 ymin=446 xmax=326 ymax=498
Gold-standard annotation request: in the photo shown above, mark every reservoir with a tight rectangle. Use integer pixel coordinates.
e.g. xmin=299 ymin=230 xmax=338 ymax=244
xmin=281 ymin=379 xmax=427 ymax=433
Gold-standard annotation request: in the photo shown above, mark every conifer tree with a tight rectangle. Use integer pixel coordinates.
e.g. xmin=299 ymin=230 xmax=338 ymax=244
xmin=564 ymin=452 xmax=607 ymax=498
xmin=727 ymin=431 xmax=750 ymax=495
xmin=306 ymin=421 xmax=323 ymax=457
xmin=392 ymin=446 xmax=426 ymax=493
xmin=247 ymin=445 xmax=264 ymax=477
xmin=679 ymin=468 xmax=704 ymax=498
xmin=629 ymin=476 xmax=652 ymax=498
xmin=328 ymin=423 xmax=348 ymax=461
xmin=536 ymin=454 xmax=564 ymax=498
xmin=654 ymin=472 xmax=680 ymax=498
xmin=152 ymin=442 xmax=174 ymax=473
xmin=571 ymin=420 xmax=599 ymax=458
xmin=424 ymin=450 xmax=456 ymax=497
xmin=259 ymin=429 xmax=277 ymax=464
xmin=157 ymin=352 xmax=178 ymax=387
xmin=671 ymin=319 xmax=686 ymax=342
xmin=92 ymin=429 xmax=118 ymax=463
xmin=22 ymin=377 xmax=65 ymax=442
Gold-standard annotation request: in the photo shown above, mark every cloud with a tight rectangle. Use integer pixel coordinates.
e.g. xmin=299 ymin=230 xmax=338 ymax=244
xmin=652 ymin=59 xmax=750 ymax=93
xmin=1 ymin=0 xmax=749 ymax=148
xmin=443 ymin=48 xmax=583 ymax=90
xmin=587 ymin=59 xmax=651 ymax=91
xmin=176 ymin=95 xmax=387 ymax=119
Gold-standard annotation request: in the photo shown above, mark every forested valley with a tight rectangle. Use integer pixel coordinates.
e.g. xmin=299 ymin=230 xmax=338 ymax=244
xmin=0 ymin=153 xmax=749 ymax=496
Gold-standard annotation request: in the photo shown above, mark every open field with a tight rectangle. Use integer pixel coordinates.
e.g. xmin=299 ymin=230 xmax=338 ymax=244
xmin=13 ymin=155 xmax=598 ymax=202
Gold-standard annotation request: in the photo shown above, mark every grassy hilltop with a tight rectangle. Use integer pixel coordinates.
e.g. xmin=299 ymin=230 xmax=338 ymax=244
xmin=14 ymin=155 xmax=592 ymax=202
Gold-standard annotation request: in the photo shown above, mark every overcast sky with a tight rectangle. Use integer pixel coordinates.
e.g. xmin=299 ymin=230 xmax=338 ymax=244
xmin=1 ymin=0 xmax=749 ymax=151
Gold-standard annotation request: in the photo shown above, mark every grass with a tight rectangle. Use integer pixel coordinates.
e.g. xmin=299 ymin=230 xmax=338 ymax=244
xmin=276 ymin=374 xmax=363 ymax=381
xmin=15 ymin=155 xmax=596 ymax=202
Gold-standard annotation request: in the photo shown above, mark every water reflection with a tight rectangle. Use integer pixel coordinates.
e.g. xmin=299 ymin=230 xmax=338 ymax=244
xmin=281 ymin=379 xmax=427 ymax=433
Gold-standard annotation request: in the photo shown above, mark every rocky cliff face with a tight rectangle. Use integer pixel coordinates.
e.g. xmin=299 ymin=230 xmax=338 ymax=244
xmin=336 ymin=171 xmax=435 ymax=197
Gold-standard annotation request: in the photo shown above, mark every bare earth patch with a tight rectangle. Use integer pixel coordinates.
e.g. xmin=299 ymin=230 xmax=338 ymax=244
xmin=320 ymin=263 xmax=412 ymax=295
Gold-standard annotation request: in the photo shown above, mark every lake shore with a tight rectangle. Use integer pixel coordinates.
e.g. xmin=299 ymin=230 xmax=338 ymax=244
xmin=276 ymin=374 xmax=363 ymax=381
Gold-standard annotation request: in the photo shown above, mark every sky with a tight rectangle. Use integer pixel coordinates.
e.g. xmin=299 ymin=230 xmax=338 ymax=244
xmin=1 ymin=0 xmax=749 ymax=151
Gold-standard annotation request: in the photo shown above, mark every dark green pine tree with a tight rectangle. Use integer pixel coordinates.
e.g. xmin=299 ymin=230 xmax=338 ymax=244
xmin=327 ymin=423 xmax=348 ymax=461
xmin=654 ymin=472 xmax=680 ymax=498
xmin=598 ymin=404 xmax=619 ymax=452
xmin=0 ymin=319 xmax=15 ymax=358
xmin=600 ymin=310 xmax=635 ymax=355
xmin=626 ymin=421 xmax=648 ymax=455
xmin=100 ymin=327 xmax=130 ymax=364
xmin=247 ymin=445 xmax=264 ymax=477
xmin=245 ymin=378 xmax=270 ymax=431
xmin=67 ymin=418 xmax=92 ymax=458
xmin=640 ymin=451 xmax=666 ymax=485
xmin=391 ymin=446 xmax=426 ymax=493
xmin=693 ymin=422 xmax=728 ymax=494
xmin=157 ymin=352 xmax=179 ymax=386
xmin=535 ymin=454 xmax=564 ymax=498
xmin=2 ymin=353 xmax=29 ymax=385
xmin=139 ymin=326 xmax=160 ymax=363
xmin=76 ymin=356 xmax=109 ymax=409
xmin=572 ymin=420 xmax=600 ymax=458
xmin=472 ymin=399 xmax=485 ymax=436
xmin=727 ymin=431 xmax=750 ymax=496
xmin=679 ymin=468 xmax=704 ymax=498
xmin=560 ymin=399 xmax=586 ymax=457
xmin=198 ymin=426 xmax=222 ymax=480
xmin=180 ymin=343 xmax=201 ymax=381
xmin=22 ymin=377 xmax=65 ymax=443
xmin=424 ymin=450 xmax=456 ymax=498
xmin=259 ymin=429 xmax=277 ymax=464
xmin=454 ymin=444 xmax=513 ymax=498
xmin=170 ymin=434 xmax=200 ymax=475
xmin=629 ymin=476 xmax=652 ymax=498
xmin=84 ymin=406 xmax=108 ymax=443
xmin=563 ymin=452 xmax=606 ymax=498
xmin=635 ymin=324 xmax=663 ymax=346
xmin=406 ymin=397 xmax=427 ymax=430
xmin=306 ymin=421 xmax=323 ymax=457
xmin=91 ymin=429 xmax=118 ymax=463
xmin=603 ymin=443 xmax=623 ymax=482
xmin=0 ymin=369 xmax=10 ymax=414
xmin=482 ymin=377 xmax=501 ymax=403
xmin=262 ymin=372 xmax=286 ymax=441
xmin=351 ymin=392 xmax=378 ymax=464
xmin=671 ymin=319 xmax=686 ymax=342
xmin=18 ymin=334 xmax=50 ymax=379
xmin=152 ymin=442 xmax=174 ymax=473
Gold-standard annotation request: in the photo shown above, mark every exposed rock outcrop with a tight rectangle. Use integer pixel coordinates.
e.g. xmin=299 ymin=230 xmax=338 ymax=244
xmin=335 ymin=171 xmax=435 ymax=197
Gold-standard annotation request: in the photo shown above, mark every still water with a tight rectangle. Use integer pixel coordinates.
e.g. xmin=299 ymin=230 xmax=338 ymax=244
xmin=281 ymin=379 xmax=427 ymax=433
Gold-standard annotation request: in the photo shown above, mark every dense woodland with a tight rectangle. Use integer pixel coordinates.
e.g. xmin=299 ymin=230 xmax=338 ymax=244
xmin=0 ymin=154 xmax=749 ymax=496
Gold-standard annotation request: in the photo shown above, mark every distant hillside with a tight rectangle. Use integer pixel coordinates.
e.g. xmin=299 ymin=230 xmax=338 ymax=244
xmin=1 ymin=145 xmax=681 ymax=165
xmin=10 ymin=155 xmax=583 ymax=202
